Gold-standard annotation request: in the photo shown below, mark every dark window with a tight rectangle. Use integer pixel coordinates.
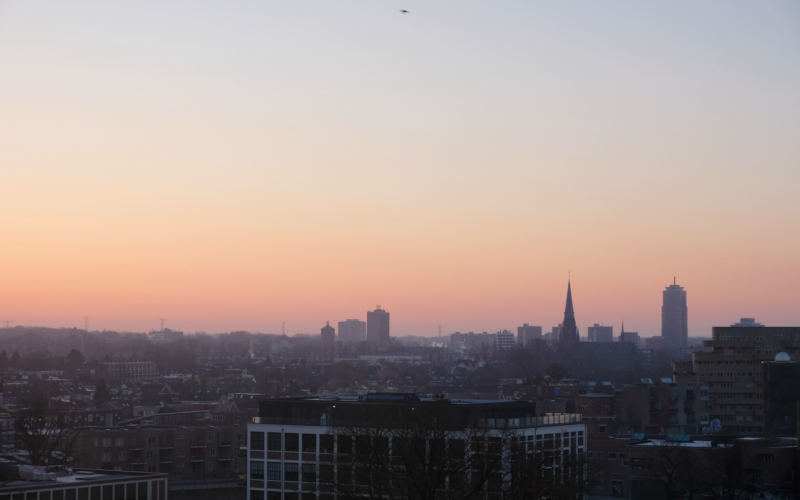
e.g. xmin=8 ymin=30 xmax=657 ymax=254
xmin=78 ymin=487 xmax=88 ymax=500
xmin=302 ymin=463 xmax=317 ymax=483
xmin=488 ymin=472 xmax=502 ymax=492
xmin=338 ymin=435 xmax=352 ymax=455
xmin=65 ymin=489 xmax=77 ymax=500
xmin=375 ymin=436 xmax=389 ymax=455
xmin=115 ymin=484 xmax=124 ymax=500
xmin=285 ymin=463 xmax=299 ymax=482
xmin=392 ymin=436 xmax=408 ymax=457
xmin=54 ymin=490 xmax=65 ymax=500
xmin=301 ymin=494 xmax=317 ymax=500
xmin=355 ymin=436 xmax=370 ymax=457
xmin=91 ymin=486 xmax=100 ymax=500
xmin=320 ymin=464 xmax=334 ymax=484
xmin=251 ymin=432 xmax=265 ymax=451
xmin=102 ymin=485 xmax=112 ymax=500
xmin=267 ymin=433 xmax=282 ymax=451
xmin=338 ymin=466 xmax=352 ymax=485
xmin=267 ymin=462 xmax=282 ymax=481
xmin=355 ymin=465 xmax=370 ymax=485
xmin=126 ymin=484 xmax=135 ymax=500
xmin=449 ymin=439 xmax=465 ymax=457
xmin=284 ymin=493 xmax=298 ymax=500
xmin=267 ymin=493 xmax=281 ymax=500
xmin=285 ymin=433 xmax=299 ymax=452
xmin=250 ymin=491 xmax=264 ymax=500
xmin=40 ymin=492 xmax=52 ymax=500
xmin=137 ymin=482 xmax=147 ymax=500
xmin=250 ymin=460 xmax=265 ymax=479
xmin=320 ymin=435 xmax=334 ymax=454
xmin=302 ymin=434 xmax=316 ymax=453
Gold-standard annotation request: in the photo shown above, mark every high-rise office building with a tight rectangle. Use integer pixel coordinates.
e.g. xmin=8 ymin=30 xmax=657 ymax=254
xmin=587 ymin=324 xmax=613 ymax=342
xmin=367 ymin=306 xmax=390 ymax=344
xmin=559 ymin=281 xmax=579 ymax=346
xmin=321 ymin=321 xmax=335 ymax=352
xmin=517 ymin=324 xmax=542 ymax=346
xmin=662 ymin=278 xmax=688 ymax=349
xmin=338 ymin=319 xmax=366 ymax=342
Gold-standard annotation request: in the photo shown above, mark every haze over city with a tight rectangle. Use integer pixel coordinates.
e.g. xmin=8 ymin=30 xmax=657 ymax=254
xmin=2 ymin=1 xmax=799 ymax=336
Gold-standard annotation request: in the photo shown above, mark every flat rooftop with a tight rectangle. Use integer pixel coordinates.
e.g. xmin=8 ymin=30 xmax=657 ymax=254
xmin=0 ymin=468 xmax=166 ymax=491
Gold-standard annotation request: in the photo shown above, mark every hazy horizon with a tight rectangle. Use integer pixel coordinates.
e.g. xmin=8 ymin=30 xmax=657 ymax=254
xmin=2 ymin=1 xmax=799 ymax=337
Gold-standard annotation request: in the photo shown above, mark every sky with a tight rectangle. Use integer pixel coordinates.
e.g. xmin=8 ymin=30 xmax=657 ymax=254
xmin=1 ymin=1 xmax=799 ymax=337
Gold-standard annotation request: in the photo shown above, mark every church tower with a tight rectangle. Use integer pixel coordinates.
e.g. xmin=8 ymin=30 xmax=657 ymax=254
xmin=559 ymin=280 xmax=579 ymax=346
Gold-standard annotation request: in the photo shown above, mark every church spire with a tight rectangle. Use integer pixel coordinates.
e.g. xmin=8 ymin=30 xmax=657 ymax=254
xmin=559 ymin=278 xmax=579 ymax=346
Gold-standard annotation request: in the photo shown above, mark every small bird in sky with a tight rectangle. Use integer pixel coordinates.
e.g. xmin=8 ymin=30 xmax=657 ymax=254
xmin=400 ymin=10 xmax=409 ymax=14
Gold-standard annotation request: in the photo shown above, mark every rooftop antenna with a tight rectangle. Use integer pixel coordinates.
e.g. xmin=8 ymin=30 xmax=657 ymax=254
xmin=160 ymin=318 xmax=165 ymax=330
xmin=438 ymin=325 xmax=442 ymax=338
xmin=282 ymin=322 xmax=285 ymax=336
xmin=674 ymin=276 xmax=676 ymax=285
xmin=85 ymin=316 xmax=89 ymax=332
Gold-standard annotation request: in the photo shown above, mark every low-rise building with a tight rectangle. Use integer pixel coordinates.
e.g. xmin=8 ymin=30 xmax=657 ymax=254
xmin=0 ymin=467 xmax=167 ymax=500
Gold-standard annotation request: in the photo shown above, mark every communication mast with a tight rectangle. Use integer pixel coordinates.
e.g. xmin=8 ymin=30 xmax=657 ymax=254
xmin=160 ymin=318 xmax=165 ymax=331
xmin=282 ymin=322 xmax=285 ymax=336
xmin=438 ymin=325 xmax=442 ymax=338
xmin=85 ymin=316 xmax=89 ymax=332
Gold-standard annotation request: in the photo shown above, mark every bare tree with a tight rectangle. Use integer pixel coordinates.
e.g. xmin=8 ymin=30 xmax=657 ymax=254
xmin=705 ymin=437 xmax=759 ymax=500
xmin=322 ymin=401 xmax=586 ymax=500
xmin=15 ymin=393 xmax=82 ymax=466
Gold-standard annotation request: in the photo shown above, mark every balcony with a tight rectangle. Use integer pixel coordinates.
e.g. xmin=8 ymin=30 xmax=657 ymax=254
xmin=190 ymin=443 xmax=207 ymax=449
xmin=129 ymin=447 xmax=144 ymax=451
xmin=159 ymin=459 xmax=173 ymax=464
xmin=159 ymin=444 xmax=173 ymax=450
xmin=190 ymin=457 xmax=206 ymax=463
xmin=218 ymin=441 xmax=232 ymax=448
xmin=218 ymin=456 xmax=234 ymax=461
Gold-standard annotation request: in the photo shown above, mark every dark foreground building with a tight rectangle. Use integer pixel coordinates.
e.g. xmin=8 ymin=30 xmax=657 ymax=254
xmin=247 ymin=394 xmax=586 ymax=499
xmin=0 ymin=467 xmax=167 ymax=499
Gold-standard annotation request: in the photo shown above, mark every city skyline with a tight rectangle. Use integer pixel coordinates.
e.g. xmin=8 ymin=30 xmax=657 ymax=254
xmin=0 ymin=276 xmax=791 ymax=338
xmin=1 ymin=2 xmax=798 ymax=336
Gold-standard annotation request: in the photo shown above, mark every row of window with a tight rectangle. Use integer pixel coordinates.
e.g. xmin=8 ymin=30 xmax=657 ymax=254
xmin=250 ymin=492 xmax=320 ymax=500
xmin=5 ymin=481 xmax=154 ymax=500
xmin=710 ymin=392 xmax=762 ymax=399
xmin=251 ymin=430 xmax=584 ymax=454
xmin=708 ymin=404 xmax=763 ymax=411
xmin=251 ymin=461 xmax=317 ymax=481
xmin=697 ymin=360 xmax=759 ymax=365
xmin=251 ymin=432 xmax=320 ymax=453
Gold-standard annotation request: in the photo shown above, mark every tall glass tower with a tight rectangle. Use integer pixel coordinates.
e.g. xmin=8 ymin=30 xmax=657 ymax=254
xmin=662 ymin=278 xmax=688 ymax=349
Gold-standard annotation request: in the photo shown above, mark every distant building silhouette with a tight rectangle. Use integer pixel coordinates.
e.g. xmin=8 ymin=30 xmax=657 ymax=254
xmin=367 ymin=306 xmax=390 ymax=344
xmin=559 ymin=280 xmax=579 ymax=347
xmin=496 ymin=330 xmax=516 ymax=351
xmin=731 ymin=317 xmax=764 ymax=327
xmin=619 ymin=321 xmax=639 ymax=345
xmin=546 ymin=324 xmax=562 ymax=344
xmin=517 ymin=324 xmax=542 ymax=346
xmin=338 ymin=319 xmax=366 ymax=342
xmin=662 ymin=278 xmax=688 ymax=349
xmin=587 ymin=324 xmax=613 ymax=342
xmin=321 ymin=321 xmax=335 ymax=353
